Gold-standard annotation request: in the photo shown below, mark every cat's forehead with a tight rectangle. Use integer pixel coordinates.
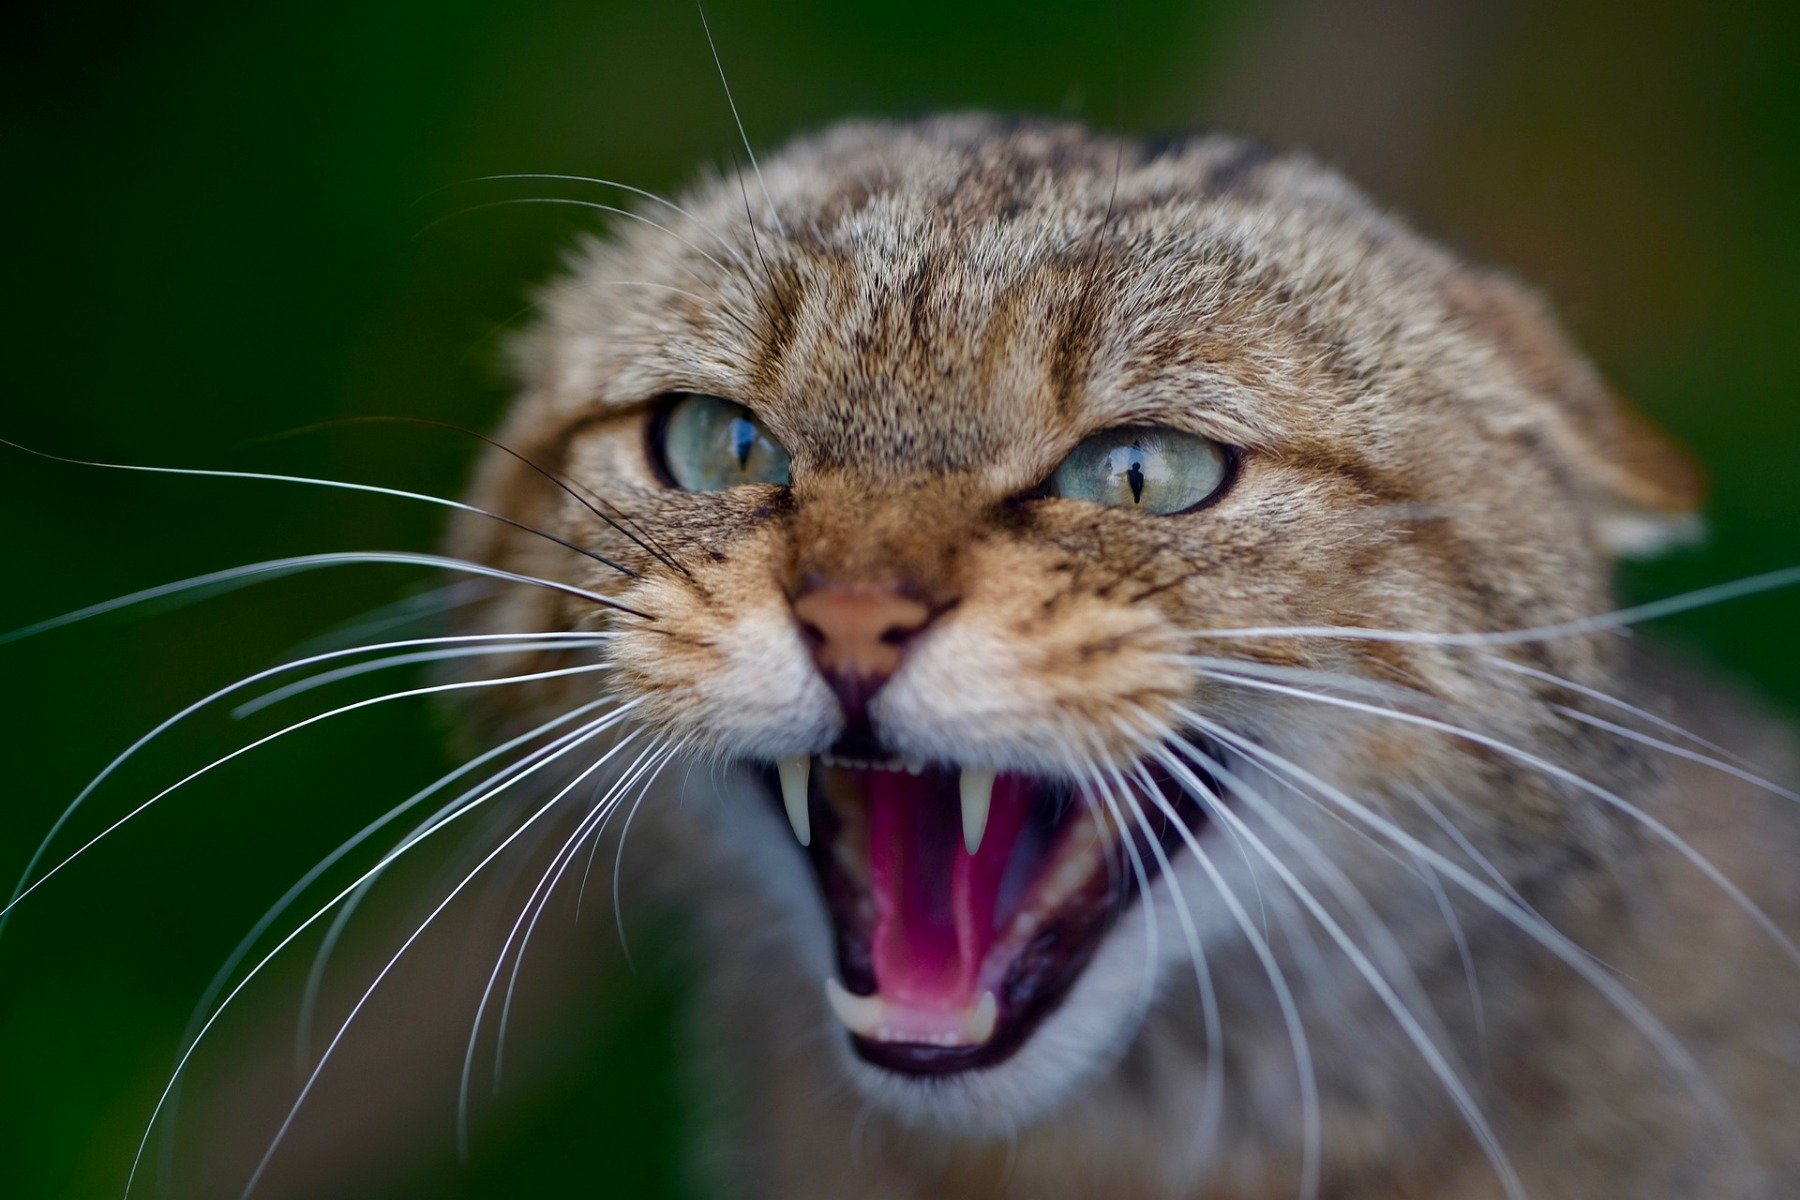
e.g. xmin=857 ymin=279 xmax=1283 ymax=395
xmin=522 ymin=117 xmax=1466 ymax=479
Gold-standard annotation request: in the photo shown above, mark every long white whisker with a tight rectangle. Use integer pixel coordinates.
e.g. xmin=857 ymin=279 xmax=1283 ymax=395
xmin=1107 ymin=758 xmax=1230 ymax=1180
xmin=466 ymin=174 xmax=758 ymax=273
xmin=1420 ymin=852 xmax=1488 ymax=1065
xmin=1395 ymin=782 xmax=1539 ymax=919
xmin=237 ymin=730 xmax=649 ymax=1199
xmin=696 ymin=3 xmax=788 ymax=240
xmin=428 ymin=196 xmax=746 ymax=284
xmin=1191 ymin=674 xmax=1800 ymax=967
xmin=1179 ymin=566 xmax=1800 ymax=648
xmin=1067 ymin=746 xmax=1159 ymax=1002
xmin=1 ymin=549 xmax=645 ymax=648
xmin=4 ymin=657 xmax=615 ymax=921
xmin=2 ymin=441 xmax=642 ymax=581
xmin=483 ymin=738 xmax=685 ymax=1145
xmin=455 ymin=732 xmax=659 ymax=1155
xmin=155 ymin=694 xmax=617 ymax=1187
xmin=232 ymin=636 xmax=617 ymax=717
xmin=1119 ymin=730 xmax=1323 ymax=1200
xmin=1487 ymin=656 xmax=1765 ymax=772
xmin=2 ymin=629 xmax=613 ymax=938
xmin=291 ymin=697 xmax=634 ymax=1062
xmin=1554 ymin=705 xmax=1800 ymax=803
xmin=605 ymin=742 xmax=686 ymax=972
xmin=120 ymin=701 xmax=637 ymax=1199
xmin=1178 ymin=713 xmax=1755 ymax=1173
xmin=1152 ymin=736 xmax=1525 ymax=1200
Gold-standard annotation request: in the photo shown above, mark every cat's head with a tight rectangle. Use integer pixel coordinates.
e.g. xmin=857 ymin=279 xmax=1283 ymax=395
xmin=453 ymin=117 xmax=1700 ymax=1132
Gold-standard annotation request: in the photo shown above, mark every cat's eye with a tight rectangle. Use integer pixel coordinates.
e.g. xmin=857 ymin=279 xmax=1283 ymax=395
xmin=651 ymin=393 xmax=792 ymax=491
xmin=1047 ymin=426 xmax=1231 ymax=514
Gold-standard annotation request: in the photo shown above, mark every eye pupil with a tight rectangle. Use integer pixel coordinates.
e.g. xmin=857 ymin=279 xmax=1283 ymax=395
xmin=1125 ymin=454 xmax=1146 ymax=504
xmin=731 ymin=418 xmax=755 ymax=468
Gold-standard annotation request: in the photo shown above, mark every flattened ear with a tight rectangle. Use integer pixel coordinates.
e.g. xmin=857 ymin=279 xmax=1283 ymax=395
xmin=1447 ymin=270 xmax=1706 ymax=558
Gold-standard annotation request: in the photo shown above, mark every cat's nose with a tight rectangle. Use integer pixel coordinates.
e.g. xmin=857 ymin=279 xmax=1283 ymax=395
xmin=791 ymin=578 xmax=938 ymax=732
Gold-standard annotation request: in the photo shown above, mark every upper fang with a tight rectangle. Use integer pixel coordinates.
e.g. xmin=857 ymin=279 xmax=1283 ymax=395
xmin=959 ymin=767 xmax=996 ymax=854
xmin=778 ymin=756 xmax=812 ymax=846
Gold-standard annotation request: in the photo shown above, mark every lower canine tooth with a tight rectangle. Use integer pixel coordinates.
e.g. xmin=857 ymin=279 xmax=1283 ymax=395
xmin=959 ymin=767 xmax=996 ymax=854
xmin=777 ymin=756 xmax=812 ymax=846
xmin=969 ymin=991 xmax=999 ymax=1043
xmin=824 ymin=977 xmax=886 ymax=1036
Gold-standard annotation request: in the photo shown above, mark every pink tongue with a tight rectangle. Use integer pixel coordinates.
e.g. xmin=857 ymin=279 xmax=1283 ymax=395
xmin=866 ymin=769 xmax=1033 ymax=1010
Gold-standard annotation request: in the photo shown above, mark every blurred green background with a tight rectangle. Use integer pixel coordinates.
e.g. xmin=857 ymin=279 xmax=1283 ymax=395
xmin=1 ymin=1 xmax=1795 ymax=1196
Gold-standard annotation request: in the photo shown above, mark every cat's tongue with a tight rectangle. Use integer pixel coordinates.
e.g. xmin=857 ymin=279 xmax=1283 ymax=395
xmin=864 ymin=767 xmax=1034 ymax=1028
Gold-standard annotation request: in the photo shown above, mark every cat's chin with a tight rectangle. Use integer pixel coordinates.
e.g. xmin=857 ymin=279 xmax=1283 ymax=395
xmin=747 ymin=745 xmax=1217 ymax=1119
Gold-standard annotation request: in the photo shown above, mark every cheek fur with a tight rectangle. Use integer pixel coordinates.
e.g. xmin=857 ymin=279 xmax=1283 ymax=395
xmin=606 ymin=536 xmax=839 ymax=759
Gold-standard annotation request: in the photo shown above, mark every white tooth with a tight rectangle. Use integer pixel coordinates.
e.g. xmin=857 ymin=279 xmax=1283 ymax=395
xmin=959 ymin=767 xmax=996 ymax=854
xmin=824 ymin=977 xmax=886 ymax=1036
xmin=778 ymin=756 xmax=812 ymax=846
xmin=969 ymin=991 xmax=998 ymax=1043
xmin=905 ymin=759 xmax=925 ymax=776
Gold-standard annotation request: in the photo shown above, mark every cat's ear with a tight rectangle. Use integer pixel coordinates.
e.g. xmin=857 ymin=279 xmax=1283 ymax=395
xmin=1447 ymin=270 xmax=1706 ymax=558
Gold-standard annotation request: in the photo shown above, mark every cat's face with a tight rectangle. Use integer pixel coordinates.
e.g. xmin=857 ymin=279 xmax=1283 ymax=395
xmin=455 ymin=118 xmax=1699 ymax=1131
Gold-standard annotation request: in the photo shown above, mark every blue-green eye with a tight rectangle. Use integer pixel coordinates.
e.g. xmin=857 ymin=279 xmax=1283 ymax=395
xmin=1048 ymin=427 xmax=1231 ymax=514
xmin=653 ymin=393 xmax=791 ymax=491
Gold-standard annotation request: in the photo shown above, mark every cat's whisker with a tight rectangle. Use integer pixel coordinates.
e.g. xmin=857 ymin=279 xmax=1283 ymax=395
xmin=155 ymin=694 xmax=623 ymax=1185
xmin=1157 ymin=710 xmax=1460 ymax=1061
xmin=695 ymin=2 xmax=787 ymax=241
xmin=1188 ymin=673 xmax=1800 ymax=968
xmin=482 ymin=738 xmax=687 ymax=1146
xmin=232 ymin=635 xmax=619 ymax=717
xmin=234 ymin=727 xmax=652 ymax=1200
xmin=1485 ymin=656 xmax=1766 ymax=773
xmin=1109 ymin=758 xmax=1230 ymax=1179
xmin=2 ymin=628 xmax=614 ymax=940
xmin=288 ymin=579 xmax=497 ymax=657
xmin=1417 ymin=850 xmax=1489 ymax=1066
xmin=281 ymin=416 xmax=694 ymax=579
xmin=1114 ymin=727 xmax=1321 ymax=1200
xmin=605 ymin=740 xmax=688 ymax=969
xmin=1395 ymin=782 xmax=1538 ymax=918
xmin=1174 ymin=654 xmax=1437 ymax=709
xmin=291 ymin=698 xmax=636 ymax=1062
xmin=1073 ymin=748 xmax=1161 ymax=1002
xmin=1 ymin=549 xmax=648 ymax=649
xmin=425 ymin=196 xmax=747 ymax=287
xmin=0 ymin=439 xmax=646 ymax=583
xmin=3 ymin=656 xmax=617 ymax=923
xmin=1172 ymin=716 xmax=1757 ymax=1175
xmin=456 ymin=731 xmax=661 ymax=1153
xmin=121 ymin=702 xmax=636 ymax=1199
xmin=1553 ymin=705 xmax=1800 ymax=804
xmin=1145 ymin=735 xmax=1526 ymax=1200
xmin=1176 ymin=564 xmax=1800 ymax=649
xmin=461 ymin=173 xmax=758 ymax=276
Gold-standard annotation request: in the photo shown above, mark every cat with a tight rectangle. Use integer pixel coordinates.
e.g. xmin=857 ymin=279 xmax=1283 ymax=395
xmin=15 ymin=113 xmax=1792 ymax=1199
xmin=434 ymin=115 xmax=1798 ymax=1199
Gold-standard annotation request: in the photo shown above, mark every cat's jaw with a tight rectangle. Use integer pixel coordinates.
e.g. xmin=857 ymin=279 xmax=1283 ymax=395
xmin=748 ymin=752 xmax=1216 ymax=1080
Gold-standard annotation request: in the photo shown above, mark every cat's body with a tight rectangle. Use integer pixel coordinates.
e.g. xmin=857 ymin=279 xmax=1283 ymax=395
xmin=446 ymin=117 xmax=1798 ymax=1198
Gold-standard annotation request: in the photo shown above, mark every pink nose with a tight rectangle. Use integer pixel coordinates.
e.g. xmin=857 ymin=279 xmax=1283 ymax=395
xmin=791 ymin=580 xmax=937 ymax=734
xmin=792 ymin=581 xmax=931 ymax=682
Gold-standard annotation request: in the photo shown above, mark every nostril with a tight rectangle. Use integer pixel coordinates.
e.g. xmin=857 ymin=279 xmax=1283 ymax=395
xmin=789 ymin=580 xmax=941 ymax=689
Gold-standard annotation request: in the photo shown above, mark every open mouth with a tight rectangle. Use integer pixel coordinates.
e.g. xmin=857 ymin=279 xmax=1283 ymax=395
xmin=756 ymin=750 xmax=1214 ymax=1076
